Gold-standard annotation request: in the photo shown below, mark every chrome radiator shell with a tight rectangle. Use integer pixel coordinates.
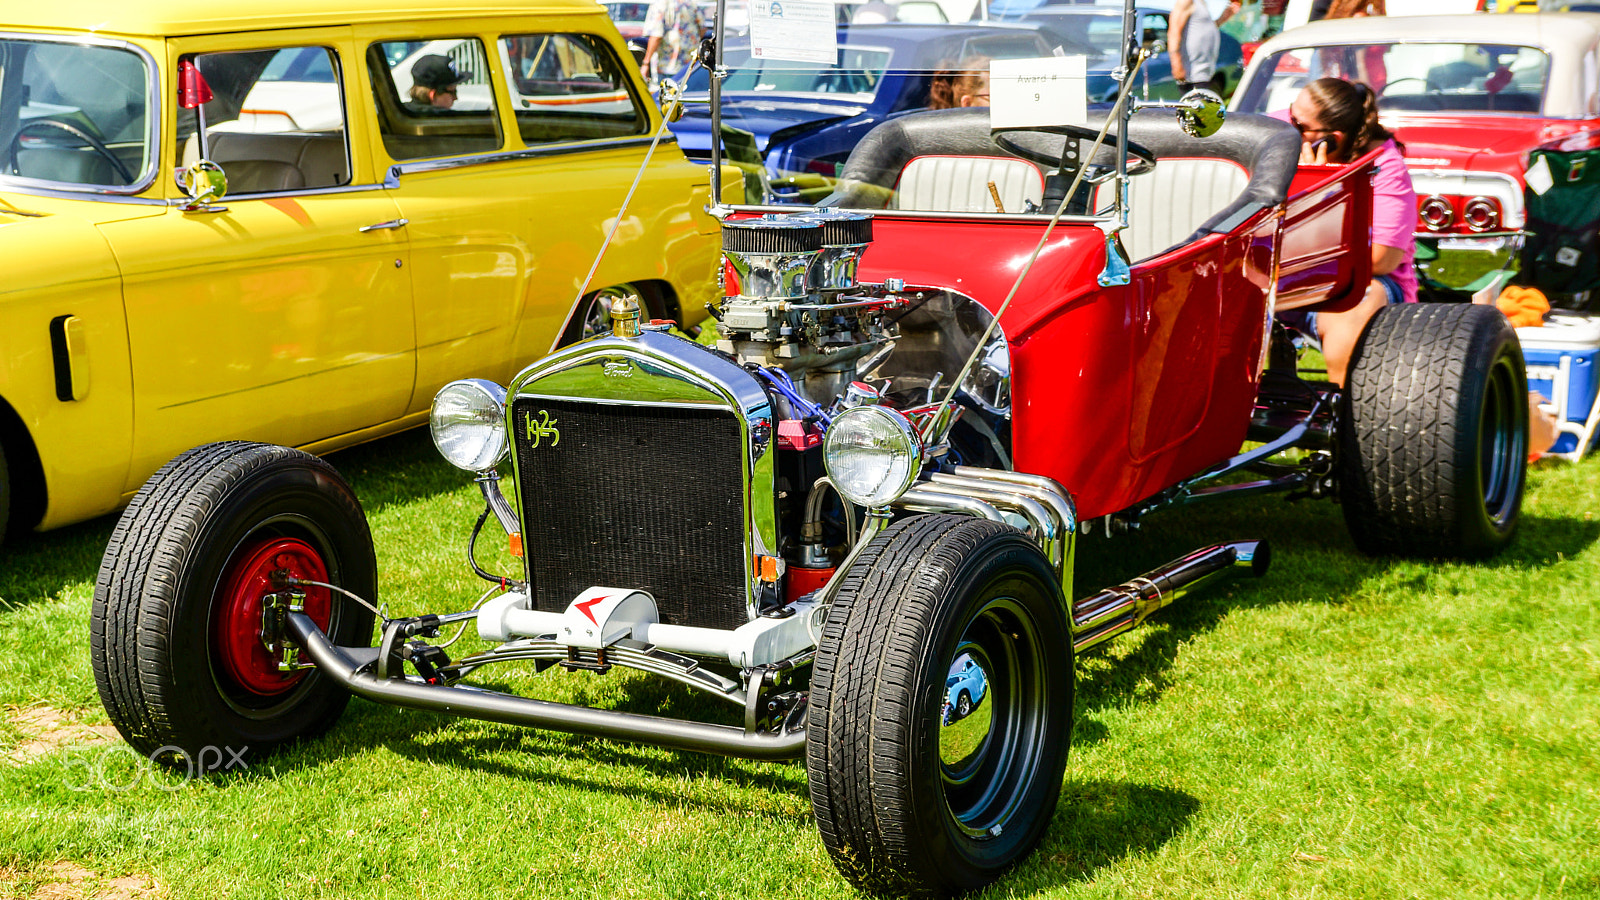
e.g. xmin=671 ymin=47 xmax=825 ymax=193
xmin=503 ymin=330 xmax=777 ymax=627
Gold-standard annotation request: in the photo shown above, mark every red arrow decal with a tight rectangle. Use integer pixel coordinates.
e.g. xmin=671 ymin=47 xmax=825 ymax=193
xmin=574 ymin=595 xmax=606 ymax=626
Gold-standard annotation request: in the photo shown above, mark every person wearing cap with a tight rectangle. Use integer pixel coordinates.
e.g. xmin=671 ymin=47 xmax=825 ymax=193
xmin=406 ymin=54 xmax=471 ymax=114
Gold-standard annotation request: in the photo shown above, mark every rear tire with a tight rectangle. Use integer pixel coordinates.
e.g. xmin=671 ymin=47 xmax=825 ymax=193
xmin=807 ymin=515 xmax=1073 ymax=897
xmin=1339 ymin=303 xmax=1528 ymax=557
xmin=90 ymin=442 xmax=376 ymax=768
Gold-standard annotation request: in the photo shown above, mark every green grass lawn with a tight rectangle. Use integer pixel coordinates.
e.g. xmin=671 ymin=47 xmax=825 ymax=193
xmin=1 ymin=429 xmax=1597 ymax=899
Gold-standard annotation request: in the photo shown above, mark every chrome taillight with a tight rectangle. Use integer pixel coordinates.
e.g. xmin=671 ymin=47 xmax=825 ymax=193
xmin=1419 ymin=195 xmax=1454 ymax=231
xmin=1463 ymin=196 xmax=1501 ymax=232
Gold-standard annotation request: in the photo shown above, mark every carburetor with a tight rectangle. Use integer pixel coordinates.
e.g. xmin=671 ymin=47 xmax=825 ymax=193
xmin=716 ymin=210 xmax=903 ymax=407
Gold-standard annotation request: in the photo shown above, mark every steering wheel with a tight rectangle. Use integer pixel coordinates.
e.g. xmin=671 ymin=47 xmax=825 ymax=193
xmin=992 ymin=123 xmax=1156 ymax=214
xmin=992 ymin=123 xmax=1157 ymax=181
xmin=6 ymin=119 xmax=135 ymax=185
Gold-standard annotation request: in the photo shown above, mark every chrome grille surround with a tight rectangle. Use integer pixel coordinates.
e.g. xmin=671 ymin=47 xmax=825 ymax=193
xmin=504 ymin=330 xmax=776 ymax=627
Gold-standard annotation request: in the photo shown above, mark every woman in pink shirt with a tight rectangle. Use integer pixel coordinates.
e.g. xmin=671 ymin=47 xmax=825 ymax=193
xmin=1283 ymin=77 xmax=1416 ymax=386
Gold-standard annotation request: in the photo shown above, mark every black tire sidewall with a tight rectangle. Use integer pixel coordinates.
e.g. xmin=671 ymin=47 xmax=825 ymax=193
xmin=96 ymin=444 xmax=377 ymax=762
xmin=906 ymin=539 xmax=1073 ymax=885
xmin=808 ymin=516 xmax=1074 ymax=897
xmin=1340 ymin=303 xmax=1528 ymax=557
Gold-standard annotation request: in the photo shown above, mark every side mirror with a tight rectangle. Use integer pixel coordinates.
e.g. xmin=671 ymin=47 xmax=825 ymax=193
xmin=658 ymin=79 xmax=685 ymax=123
xmin=1176 ymin=88 xmax=1225 ymax=138
xmin=179 ymin=159 xmax=228 ymax=210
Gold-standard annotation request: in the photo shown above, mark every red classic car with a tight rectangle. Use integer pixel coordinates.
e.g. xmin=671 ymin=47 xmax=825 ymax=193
xmin=93 ymin=15 xmax=1530 ymax=899
xmin=1232 ymin=12 xmax=1600 ymax=299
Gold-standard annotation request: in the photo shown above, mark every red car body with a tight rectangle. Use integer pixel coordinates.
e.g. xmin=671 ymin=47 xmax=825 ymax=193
xmin=847 ymin=149 xmax=1376 ymax=520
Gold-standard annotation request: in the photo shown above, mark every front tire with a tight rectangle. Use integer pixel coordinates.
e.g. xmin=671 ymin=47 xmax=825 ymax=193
xmin=1339 ymin=303 xmax=1528 ymax=557
xmin=91 ymin=442 xmax=376 ymax=767
xmin=807 ymin=515 xmax=1074 ymax=897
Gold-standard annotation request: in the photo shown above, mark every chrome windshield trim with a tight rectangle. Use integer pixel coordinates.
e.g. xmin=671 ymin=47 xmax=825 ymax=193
xmin=723 ymin=202 xmax=1109 ymax=225
xmin=160 ymin=180 xmax=389 ymax=204
xmin=383 ymin=134 xmax=673 ymax=186
xmin=0 ymin=184 xmax=169 ymax=204
xmin=0 ymin=32 xmax=160 ymax=196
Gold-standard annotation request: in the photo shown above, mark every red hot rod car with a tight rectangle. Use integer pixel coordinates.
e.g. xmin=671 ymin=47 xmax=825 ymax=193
xmin=93 ymin=14 xmax=1529 ymax=900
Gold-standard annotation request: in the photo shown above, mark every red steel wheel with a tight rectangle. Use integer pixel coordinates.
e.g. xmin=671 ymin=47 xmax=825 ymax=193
xmin=212 ymin=537 xmax=334 ymax=697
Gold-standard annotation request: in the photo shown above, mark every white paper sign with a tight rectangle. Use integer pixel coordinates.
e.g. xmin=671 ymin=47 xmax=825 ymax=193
xmin=989 ymin=56 xmax=1087 ymax=130
xmin=1526 ymin=155 xmax=1554 ymax=196
xmin=748 ymin=0 xmax=837 ymax=65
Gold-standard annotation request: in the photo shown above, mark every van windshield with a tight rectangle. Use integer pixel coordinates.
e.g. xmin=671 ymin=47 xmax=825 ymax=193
xmin=0 ymin=39 xmax=152 ymax=189
xmin=1236 ymin=42 xmax=1550 ymax=117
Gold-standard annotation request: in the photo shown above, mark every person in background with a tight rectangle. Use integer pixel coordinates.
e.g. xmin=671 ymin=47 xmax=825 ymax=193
xmin=1172 ymin=0 xmax=1241 ymax=92
xmin=1281 ymin=77 xmax=1415 ymax=386
xmin=405 ymin=54 xmax=469 ymax=113
xmin=927 ymin=59 xmax=990 ymax=109
xmin=641 ymin=0 xmax=705 ymax=84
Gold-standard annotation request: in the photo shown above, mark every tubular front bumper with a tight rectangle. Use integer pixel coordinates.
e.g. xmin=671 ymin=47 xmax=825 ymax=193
xmin=286 ymin=612 xmax=808 ymax=760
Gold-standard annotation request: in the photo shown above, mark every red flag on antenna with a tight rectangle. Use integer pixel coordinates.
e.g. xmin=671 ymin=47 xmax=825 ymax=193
xmin=178 ymin=58 xmax=213 ymax=109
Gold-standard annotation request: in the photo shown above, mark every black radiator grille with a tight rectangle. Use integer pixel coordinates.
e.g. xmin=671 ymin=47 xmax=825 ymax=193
xmin=512 ymin=397 xmax=749 ymax=630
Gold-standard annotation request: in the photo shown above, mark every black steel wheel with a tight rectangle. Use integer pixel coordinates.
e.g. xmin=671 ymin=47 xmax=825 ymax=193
xmin=1339 ymin=303 xmax=1528 ymax=558
xmin=91 ymin=442 xmax=376 ymax=768
xmin=807 ymin=515 xmax=1074 ymax=898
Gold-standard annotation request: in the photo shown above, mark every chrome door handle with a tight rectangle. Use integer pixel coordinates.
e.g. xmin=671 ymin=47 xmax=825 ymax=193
xmin=359 ymin=218 xmax=408 ymax=233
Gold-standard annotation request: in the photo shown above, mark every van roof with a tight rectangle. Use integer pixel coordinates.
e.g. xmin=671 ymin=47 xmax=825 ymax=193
xmin=5 ymin=0 xmax=606 ymax=39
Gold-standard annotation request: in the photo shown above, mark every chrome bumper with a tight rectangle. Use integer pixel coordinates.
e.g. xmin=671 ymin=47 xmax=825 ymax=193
xmin=1414 ymin=230 xmax=1526 ymax=292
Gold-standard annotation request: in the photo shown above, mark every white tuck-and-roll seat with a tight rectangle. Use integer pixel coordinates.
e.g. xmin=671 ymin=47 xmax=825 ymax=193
xmin=825 ymin=107 xmax=1302 ymax=263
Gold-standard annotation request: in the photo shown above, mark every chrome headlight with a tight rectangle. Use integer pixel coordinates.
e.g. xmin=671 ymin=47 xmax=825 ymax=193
xmin=824 ymin=406 xmax=923 ymax=508
xmin=430 ymin=379 xmax=508 ymax=471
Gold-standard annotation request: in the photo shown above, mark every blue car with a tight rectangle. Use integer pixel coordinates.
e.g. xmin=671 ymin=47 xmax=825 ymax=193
xmin=943 ymin=654 xmax=989 ymax=724
xmin=671 ymin=23 xmax=1064 ymax=196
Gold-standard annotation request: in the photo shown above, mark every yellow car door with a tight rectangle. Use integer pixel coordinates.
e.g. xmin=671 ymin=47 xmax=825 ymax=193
xmin=99 ymin=29 xmax=417 ymax=487
xmin=359 ymin=23 xmax=711 ymax=412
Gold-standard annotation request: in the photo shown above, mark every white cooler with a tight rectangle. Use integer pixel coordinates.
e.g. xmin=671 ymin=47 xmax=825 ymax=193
xmin=1517 ymin=313 xmax=1600 ymax=460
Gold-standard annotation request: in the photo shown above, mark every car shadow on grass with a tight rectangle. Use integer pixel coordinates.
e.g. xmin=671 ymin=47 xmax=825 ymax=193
xmin=0 ymin=513 xmax=118 ymax=611
xmin=0 ymin=428 xmax=461 ymax=612
xmin=324 ymin=428 xmax=480 ymax=516
xmin=1060 ymin=493 xmax=1600 ymax=750
xmin=995 ymin=780 xmax=1203 ymax=895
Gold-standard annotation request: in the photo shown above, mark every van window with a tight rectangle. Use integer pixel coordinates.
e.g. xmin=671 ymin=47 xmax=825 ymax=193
xmin=370 ymin=38 xmax=504 ymax=161
xmin=175 ymin=46 xmax=351 ymax=194
xmin=499 ymin=34 xmax=649 ymax=144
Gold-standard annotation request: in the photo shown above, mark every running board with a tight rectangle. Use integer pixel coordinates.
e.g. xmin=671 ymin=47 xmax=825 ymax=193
xmin=286 ymin=613 xmax=807 ymax=761
xmin=1071 ymin=540 xmax=1268 ymax=653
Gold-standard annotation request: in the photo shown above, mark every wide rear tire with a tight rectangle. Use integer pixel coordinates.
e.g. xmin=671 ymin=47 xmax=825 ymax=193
xmin=1339 ymin=303 xmax=1528 ymax=558
xmin=807 ymin=515 xmax=1073 ymax=898
xmin=90 ymin=442 xmax=376 ymax=768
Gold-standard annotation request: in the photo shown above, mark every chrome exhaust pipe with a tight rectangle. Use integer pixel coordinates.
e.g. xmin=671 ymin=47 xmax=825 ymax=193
xmin=286 ymin=613 xmax=807 ymax=761
xmin=1072 ymin=540 xmax=1268 ymax=652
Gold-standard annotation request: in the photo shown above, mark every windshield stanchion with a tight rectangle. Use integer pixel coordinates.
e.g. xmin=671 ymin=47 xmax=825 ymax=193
xmin=708 ymin=0 xmax=728 ymax=216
